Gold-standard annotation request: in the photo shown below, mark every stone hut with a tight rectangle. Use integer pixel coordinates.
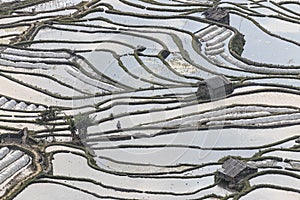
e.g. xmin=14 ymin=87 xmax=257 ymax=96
xmin=215 ymin=158 xmax=257 ymax=190
xmin=196 ymin=75 xmax=233 ymax=100
xmin=160 ymin=49 xmax=170 ymax=59
xmin=203 ymin=7 xmax=230 ymax=25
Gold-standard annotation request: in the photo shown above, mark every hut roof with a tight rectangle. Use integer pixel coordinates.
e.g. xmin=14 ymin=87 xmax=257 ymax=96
xmin=203 ymin=7 xmax=229 ymax=21
xmin=218 ymin=158 xmax=257 ymax=178
xmin=202 ymin=75 xmax=231 ymax=89
xmin=135 ymin=45 xmax=146 ymax=52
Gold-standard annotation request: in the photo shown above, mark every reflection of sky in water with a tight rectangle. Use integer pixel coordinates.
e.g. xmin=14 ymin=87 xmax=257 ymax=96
xmin=247 ymin=78 xmax=300 ymax=88
xmin=84 ymin=12 xmax=206 ymax=33
xmin=282 ymin=3 xmax=300 ymax=14
xmin=241 ymin=188 xmax=300 ymax=200
xmin=230 ymin=14 xmax=300 ymax=65
xmin=253 ymin=17 xmax=300 ymax=42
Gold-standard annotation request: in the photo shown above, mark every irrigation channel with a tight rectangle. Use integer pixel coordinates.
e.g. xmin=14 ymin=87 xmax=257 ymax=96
xmin=0 ymin=0 xmax=299 ymax=199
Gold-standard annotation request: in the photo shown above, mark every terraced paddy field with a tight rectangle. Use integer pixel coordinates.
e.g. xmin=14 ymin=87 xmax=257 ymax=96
xmin=0 ymin=0 xmax=299 ymax=199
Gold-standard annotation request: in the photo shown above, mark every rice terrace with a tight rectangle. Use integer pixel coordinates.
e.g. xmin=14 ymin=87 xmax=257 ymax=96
xmin=0 ymin=0 xmax=299 ymax=199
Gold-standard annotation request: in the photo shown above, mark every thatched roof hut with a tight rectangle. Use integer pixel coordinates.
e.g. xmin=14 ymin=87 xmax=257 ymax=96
xmin=196 ymin=75 xmax=233 ymax=100
xmin=203 ymin=7 xmax=230 ymax=25
xmin=215 ymin=158 xmax=257 ymax=190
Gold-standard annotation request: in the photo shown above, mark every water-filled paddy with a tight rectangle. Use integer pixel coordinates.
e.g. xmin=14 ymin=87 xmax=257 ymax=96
xmin=0 ymin=0 xmax=300 ymax=199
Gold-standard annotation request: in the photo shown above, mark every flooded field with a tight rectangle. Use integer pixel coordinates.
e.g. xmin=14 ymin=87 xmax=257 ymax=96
xmin=0 ymin=0 xmax=299 ymax=199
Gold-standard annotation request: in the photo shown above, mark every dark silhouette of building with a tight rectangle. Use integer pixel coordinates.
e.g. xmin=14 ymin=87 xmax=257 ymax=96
xmin=160 ymin=49 xmax=170 ymax=59
xmin=196 ymin=75 xmax=233 ymax=100
xmin=203 ymin=7 xmax=230 ymax=25
xmin=215 ymin=158 xmax=257 ymax=190
xmin=135 ymin=45 xmax=146 ymax=52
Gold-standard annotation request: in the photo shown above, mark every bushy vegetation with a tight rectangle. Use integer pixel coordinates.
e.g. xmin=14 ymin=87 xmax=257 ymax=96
xmin=230 ymin=32 xmax=246 ymax=56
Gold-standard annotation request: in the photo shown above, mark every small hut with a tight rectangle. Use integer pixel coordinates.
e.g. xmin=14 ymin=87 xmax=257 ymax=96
xmin=203 ymin=7 xmax=230 ymax=25
xmin=196 ymin=75 xmax=233 ymax=100
xmin=160 ymin=49 xmax=170 ymax=59
xmin=135 ymin=45 xmax=146 ymax=52
xmin=215 ymin=158 xmax=257 ymax=190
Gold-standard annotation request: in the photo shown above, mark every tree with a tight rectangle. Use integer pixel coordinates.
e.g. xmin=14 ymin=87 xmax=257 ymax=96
xmin=65 ymin=115 xmax=77 ymax=141
xmin=36 ymin=107 xmax=60 ymax=142
xmin=66 ymin=113 xmax=96 ymax=142
xmin=36 ymin=107 xmax=59 ymax=123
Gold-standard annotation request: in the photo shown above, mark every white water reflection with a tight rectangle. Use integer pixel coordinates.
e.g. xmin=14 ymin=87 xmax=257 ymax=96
xmin=230 ymin=14 xmax=300 ymax=65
